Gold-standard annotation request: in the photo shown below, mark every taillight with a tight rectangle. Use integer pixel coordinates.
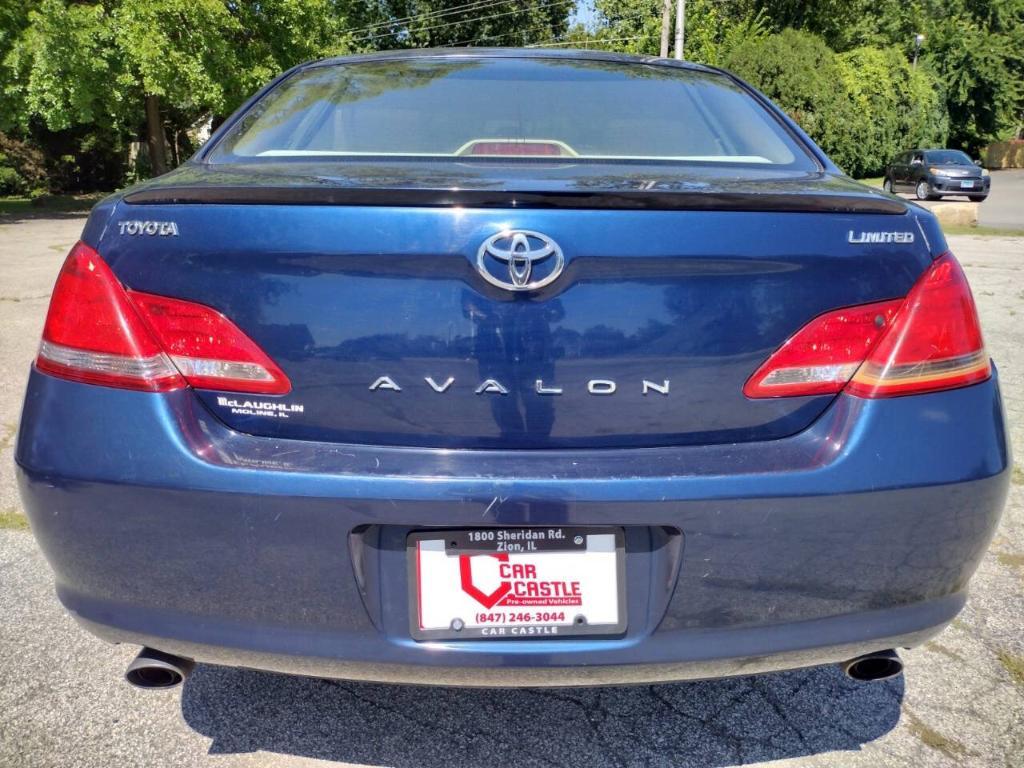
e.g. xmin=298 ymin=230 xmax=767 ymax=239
xmin=743 ymin=299 xmax=902 ymax=398
xmin=128 ymin=291 xmax=290 ymax=395
xmin=745 ymin=253 xmax=989 ymax=399
xmin=36 ymin=242 xmax=290 ymax=395
xmin=846 ymin=253 xmax=989 ymax=397
xmin=37 ymin=242 xmax=183 ymax=391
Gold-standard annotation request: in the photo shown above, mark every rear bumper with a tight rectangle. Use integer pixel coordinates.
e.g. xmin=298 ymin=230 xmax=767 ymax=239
xmin=16 ymin=370 xmax=1010 ymax=685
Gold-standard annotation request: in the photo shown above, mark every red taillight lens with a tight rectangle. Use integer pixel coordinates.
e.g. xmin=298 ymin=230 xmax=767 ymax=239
xmin=465 ymin=141 xmax=566 ymax=156
xmin=37 ymin=242 xmax=183 ymax=391
xmin=846 ymin=253 xmax=989 ymax=397
xmin=37 ymin=242 xmax=290 ymax=395
xmin=745 ymin=252 xmax=990 ymax=399
xmin=128 ymin=291 xmax=290 ymax=395
xmin=743 ymin=299 xmax=902 ymax=398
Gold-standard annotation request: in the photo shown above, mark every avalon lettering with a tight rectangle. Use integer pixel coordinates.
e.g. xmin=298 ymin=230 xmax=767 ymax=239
xmin=369 ymin=377 xmax=671 ymax=396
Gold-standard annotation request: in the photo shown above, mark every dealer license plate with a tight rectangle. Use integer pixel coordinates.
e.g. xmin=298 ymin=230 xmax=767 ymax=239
xmin=961 ymin=180 xmax=975 ymax=189
xmin=408 ymin=527 xmax=626 ymax=640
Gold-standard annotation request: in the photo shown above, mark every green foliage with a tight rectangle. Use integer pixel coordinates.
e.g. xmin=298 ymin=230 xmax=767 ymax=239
xmin=723 ymin=30 xmax=948 ymax=177
xmin=579 ymin=0 xmax=1021 ymax=166
xmin=592 ymin=0 xmax=766 ymax=62
xmin=0 ymin=165 xmax=25 ymax=195
xmin=752 ymin=0 xmax=1024 ymax=151
xmin=834 ymin=47 xmax=948 ymax=176
xmin=0 ymin=0 xmax=1018 ymax=189
xmin=3 ymin=1 xmax=116 ymax=132
xmin=0 ymin=0 xmax=573 ymax=190
xmin=0 ymin=132 xmax=48 ymax=190
xmin=722 ymin=29 xmax=860 ymax=172
xmin=112 ymin=0 xmax=241 ymax=116
xmin=922 ymin=1 xmax=1024 ymax=151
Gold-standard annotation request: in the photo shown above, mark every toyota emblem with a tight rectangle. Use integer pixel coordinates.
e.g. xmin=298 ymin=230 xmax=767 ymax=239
xmin=476 ymin=230 xmax=564 ymax=292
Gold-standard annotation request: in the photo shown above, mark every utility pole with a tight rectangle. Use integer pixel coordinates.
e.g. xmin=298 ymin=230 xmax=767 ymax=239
xmin=912 ymin=33 xmax=924 ymax=69
xmin=659 ymin=0 xmax=672 ymax=58
xmin=674 ymin=0 xmax=685 ymax=60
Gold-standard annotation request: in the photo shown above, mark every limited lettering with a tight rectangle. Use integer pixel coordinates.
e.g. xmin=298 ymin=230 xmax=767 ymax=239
xmin=847 ymin=230 xmax=915 ymax=244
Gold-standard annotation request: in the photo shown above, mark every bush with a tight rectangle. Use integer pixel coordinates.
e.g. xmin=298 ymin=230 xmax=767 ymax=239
xmin=0 ymin=132 xmax=48 ymax=193
xmin=0 ymin=164 xmax=26 ymax=195
xmin=722 ymin=30 xmax=949 ymax=178
xmin=722 ymin=29 xmax=862 ymax=173
xmin=836 ymin=47 xmax=948 ymax=177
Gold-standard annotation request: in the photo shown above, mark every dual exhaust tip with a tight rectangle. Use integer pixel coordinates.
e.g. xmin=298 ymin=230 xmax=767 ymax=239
xmin=123 ymin=646 xmax=903 ymax=690
xmin=125 ymin=647 xmax=194 ymax=690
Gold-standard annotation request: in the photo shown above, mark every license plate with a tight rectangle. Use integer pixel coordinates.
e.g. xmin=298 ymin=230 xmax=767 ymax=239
xmin=961 ymin=180 xmax=975 ymax=189
xmin=409 ymin=527 xmax=626 ymax=640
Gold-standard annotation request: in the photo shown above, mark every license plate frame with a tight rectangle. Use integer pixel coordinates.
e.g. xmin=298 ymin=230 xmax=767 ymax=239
xmin=408 ymin=527 xmax=627 ymax=641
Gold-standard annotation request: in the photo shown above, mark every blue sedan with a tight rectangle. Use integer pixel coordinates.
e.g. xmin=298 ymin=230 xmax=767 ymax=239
xmin=15 ymin=49 xmax=1009 ymax=689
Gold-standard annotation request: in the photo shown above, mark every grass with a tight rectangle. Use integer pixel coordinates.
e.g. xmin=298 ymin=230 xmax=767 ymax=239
xmin=0 ymin=510 xmax=29 ymax=531
xmin=997 ymin=551 xmax=1024 ymax=571
xmin=997 ymin=650 xmax=1024 ymax=688
xmin=903 ymin=708 xmax=970 ymax=760
xmin=0 ymin=192 xmax=106 ymax=217
xmin=856 ymin=176 xmax=885 ymax=188
xmin=942 ymin=223 xmax=1024 ymax=237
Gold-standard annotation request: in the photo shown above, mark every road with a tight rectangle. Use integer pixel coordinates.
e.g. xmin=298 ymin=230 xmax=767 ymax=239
xmin=1 ymin=215 xmax=1022 ymax=768
xmin=980 ymin=169 xmax=1024 ymax=230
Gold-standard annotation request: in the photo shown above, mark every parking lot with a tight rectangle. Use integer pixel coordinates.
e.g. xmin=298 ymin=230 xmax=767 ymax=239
xmin=0 ymin=214 xmax=1021 ymax=768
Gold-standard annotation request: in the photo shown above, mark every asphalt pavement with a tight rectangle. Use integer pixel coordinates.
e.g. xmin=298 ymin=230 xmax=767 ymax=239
xmin=980 ymin=169 xmax=1024 ymax=230
xmin=0 ymin=216 xmax=1022 ymax=768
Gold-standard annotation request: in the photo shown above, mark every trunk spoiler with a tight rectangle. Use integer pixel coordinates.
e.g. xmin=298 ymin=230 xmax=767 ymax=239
xmin=123 ymin=185 xmax=906 ymax=215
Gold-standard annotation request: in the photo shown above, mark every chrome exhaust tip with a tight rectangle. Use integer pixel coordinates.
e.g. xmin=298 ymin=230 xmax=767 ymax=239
xmin=125 ymin=647 xmax=194 ymax=689
xmin=841 ymin=649 xmax=903 ymax=682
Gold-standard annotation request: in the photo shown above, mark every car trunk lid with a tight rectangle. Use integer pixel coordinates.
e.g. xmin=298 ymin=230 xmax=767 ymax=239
xmin=98 ymin=166 xmax=931 ymax=449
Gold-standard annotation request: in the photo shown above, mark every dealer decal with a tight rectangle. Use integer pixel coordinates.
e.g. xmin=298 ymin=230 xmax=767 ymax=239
xmin=216 ymin=396 xmax=305 ymax=419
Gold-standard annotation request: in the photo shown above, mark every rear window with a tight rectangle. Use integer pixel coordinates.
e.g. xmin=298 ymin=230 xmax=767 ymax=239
xmin=208 ymin=57 xmax=816 ymax=169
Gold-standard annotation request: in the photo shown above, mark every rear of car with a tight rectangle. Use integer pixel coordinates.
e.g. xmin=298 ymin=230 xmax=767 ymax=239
xmin=16 ymin=51 xmax=1009 ymax=687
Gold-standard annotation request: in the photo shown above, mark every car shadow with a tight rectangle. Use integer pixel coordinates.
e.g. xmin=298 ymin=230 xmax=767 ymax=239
xmin=181 ymin=663 xmax=902 ymax=766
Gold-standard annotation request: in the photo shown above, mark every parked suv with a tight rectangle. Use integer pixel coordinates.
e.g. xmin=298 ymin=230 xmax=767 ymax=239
xmin=883 ymin=149 xmax=989 ymax=201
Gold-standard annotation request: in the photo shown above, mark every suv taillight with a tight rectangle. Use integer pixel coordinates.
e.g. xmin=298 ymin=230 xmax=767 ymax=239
xmin=36 ymin=242 xmax=290 ymax=395
xmin=745 ymin=252 xmax=989 ymax=399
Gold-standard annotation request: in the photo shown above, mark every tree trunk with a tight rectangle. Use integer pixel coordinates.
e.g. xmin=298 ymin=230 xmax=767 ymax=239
xmin=660 ymin=0 xmax=672 ymax=58
xmin=145 ymin=94 xmax=168 ymax=176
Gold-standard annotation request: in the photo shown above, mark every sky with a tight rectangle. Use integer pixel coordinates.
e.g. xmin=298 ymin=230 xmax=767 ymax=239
xmin=570 ymin=0 xmax=599 ymax=29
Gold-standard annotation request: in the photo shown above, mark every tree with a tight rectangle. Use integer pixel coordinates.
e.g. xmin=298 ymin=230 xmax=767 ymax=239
xmin=922 ymin=2 xmax=1024 ymax=151
xmin=1 ymin=0 xmax=574 ymax=182
xmin=3 ymin=0 xmax=358 ymax=176
xmin=338 ymin=0 xmax=571 ymax=49
xmin=836 ymin=47 xmax=948 ymax=175
xmin=752 ymin=0 xmax=1024 ymax=150
xmin=723 ymin=29 xmax=865 ymax=172
xmin=591 ymin=0 xmax=766 ymax=63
